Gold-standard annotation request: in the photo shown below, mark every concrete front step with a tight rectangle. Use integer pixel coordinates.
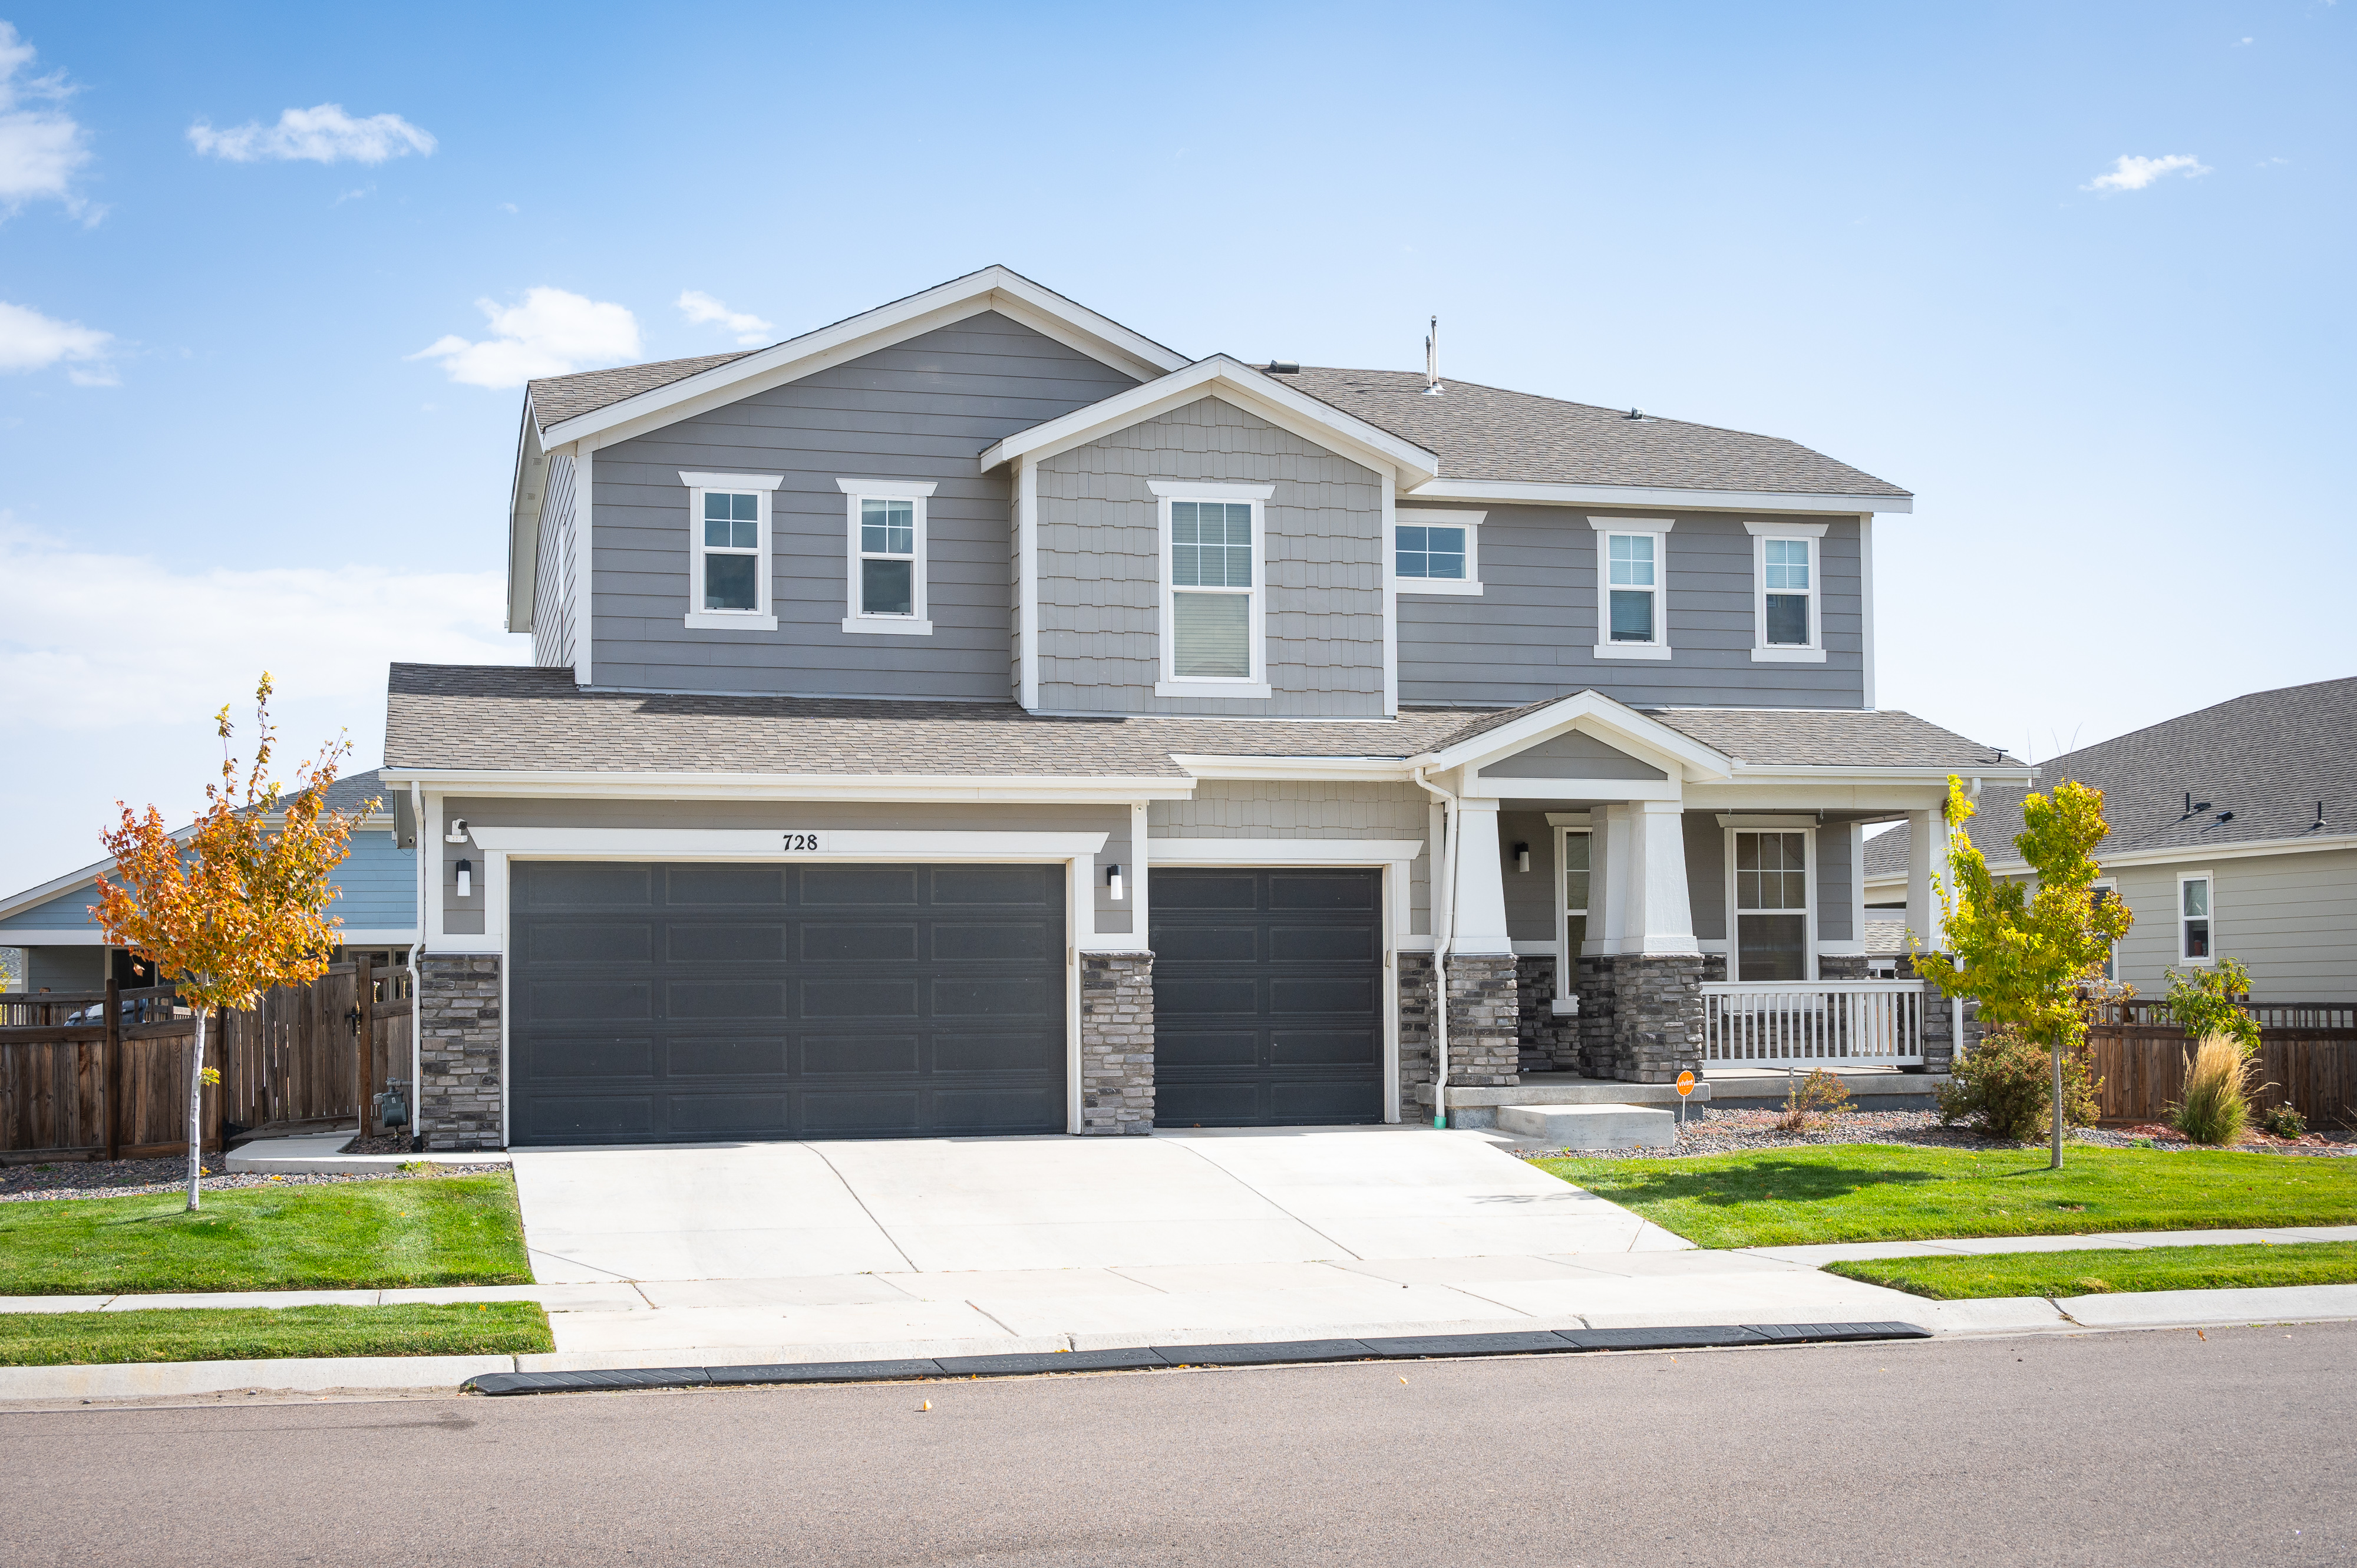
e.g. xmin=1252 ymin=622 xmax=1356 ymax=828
xmin=1494 ymin=1103 xmax=1676 ymax=1150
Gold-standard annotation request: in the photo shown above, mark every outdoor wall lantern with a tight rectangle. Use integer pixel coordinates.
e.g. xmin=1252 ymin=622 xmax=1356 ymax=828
xmin=444 ymin=817 xmax=470 ymax=844
xmin=1106 ymin=863 xmax=1124 ymax=901
xmin=1514 ymin=841 xmax=1531 ymax=873
xmin=456 ymin=858 xmax=473 ymax=899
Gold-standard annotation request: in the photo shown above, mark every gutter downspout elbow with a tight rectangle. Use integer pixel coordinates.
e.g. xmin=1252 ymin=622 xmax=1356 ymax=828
xmin=1411 ymin=765 xmax=1458 ymax=1131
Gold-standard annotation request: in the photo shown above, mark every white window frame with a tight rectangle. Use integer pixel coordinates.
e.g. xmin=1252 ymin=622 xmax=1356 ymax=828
xmin=2091 ymin=878 xmax=2120 ymax=982
xmin=1149 ymin=479 xmax=1273 ymax=699
xmin=1391 ymin=508 xmax=1484 ymax=596
xmin=1553 ymin=819 xmax=1593 ymax=1006
xmin=680 ymin=470 xmax=783 ymax=631
xmin=1588 ymin=516 xmax=1673 ymax=659
xmin=1745 ymin=519 xmax=1828 ymax=662
xmin=837 ymin=477 xmax=937 ymax=635
xmin=1725 ymin=821 xmax=1818 ymax=981
xmin=2177 ymin=870 xmax=2215 ymax=966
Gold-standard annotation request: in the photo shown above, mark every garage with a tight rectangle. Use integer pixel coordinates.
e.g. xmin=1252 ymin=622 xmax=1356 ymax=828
xmin=1149 ymin=867 xmax=1386 ymax=1127
xmin=508 ymin=860 xmax=1067 ymax=1146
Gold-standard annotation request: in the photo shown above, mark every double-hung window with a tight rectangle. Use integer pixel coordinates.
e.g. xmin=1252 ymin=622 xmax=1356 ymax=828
xmin=680 ymin=470 xmax=783 ymax=630
xmin=1150 ymin=480 xmax=1272 ymax=697
xmin=837 ymin=478 xmax=936 ymax=635
xmin=1392 ymin=509 xmax=1483 ymax=595
xmin=2179 ymin=873 xmax=2213 ymax=963
xmin=1730 ymin=826 xmax=1814 ymax=981
xmin=1746 ymin=520 xmax=1828 ymax=661
xmin=1588 ymin=518 xmax=1672 ymax=658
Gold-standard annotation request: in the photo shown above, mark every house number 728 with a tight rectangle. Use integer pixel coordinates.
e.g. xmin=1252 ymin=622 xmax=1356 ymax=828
xmin=781 ymin=833 xmax=820 ymax=851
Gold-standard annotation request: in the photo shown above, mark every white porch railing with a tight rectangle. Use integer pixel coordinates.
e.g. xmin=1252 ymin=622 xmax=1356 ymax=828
xmin=1701 ymin=980 xmax=1927 ymax=1068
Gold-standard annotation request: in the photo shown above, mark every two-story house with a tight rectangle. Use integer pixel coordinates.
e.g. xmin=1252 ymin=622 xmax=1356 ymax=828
xmin=381 ymin=266 xmax=2031 ymax=1151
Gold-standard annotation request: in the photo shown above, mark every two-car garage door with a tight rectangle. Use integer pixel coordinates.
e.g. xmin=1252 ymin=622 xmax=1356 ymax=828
xmin=508 ymin=861 xmax=1067 ymax=1146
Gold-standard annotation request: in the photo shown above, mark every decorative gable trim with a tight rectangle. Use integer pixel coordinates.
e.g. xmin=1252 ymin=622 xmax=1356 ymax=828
xmin=1416 ymin=690 xmax=1735 ymax=783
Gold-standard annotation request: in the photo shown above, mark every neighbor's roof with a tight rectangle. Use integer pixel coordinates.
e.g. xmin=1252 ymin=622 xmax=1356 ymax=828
xmin=384 ymin=666 xmax=2014 ymax=778
xmin=1862 ymin=677 xmax=2357 ymax=877
xmin=1282 ymin=368 xmax=1912 ymax=499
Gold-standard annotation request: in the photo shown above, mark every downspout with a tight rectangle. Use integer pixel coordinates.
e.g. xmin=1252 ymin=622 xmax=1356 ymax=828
xmin=410 ymin=780 xmax=426 ymax=1153
xmin=1411 ymin=766 xmax=1458 ymax=1130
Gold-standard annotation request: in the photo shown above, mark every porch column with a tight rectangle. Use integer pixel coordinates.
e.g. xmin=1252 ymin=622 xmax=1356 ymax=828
xmin=1630 ymin=801 xmax=1699 ymax=956
xmin=1904 ymin=807 xmax=1939 ymax=955
xmin=1442 ymin=800 xmax=1517 ymax=1090
xmin=1601 ymin=802 xmax=1704 ymax=1085
xmin=1450 ymin=801 xmax=1511 ymax=959
xmin=1596 ymin=804 xmax=1635 ymax=953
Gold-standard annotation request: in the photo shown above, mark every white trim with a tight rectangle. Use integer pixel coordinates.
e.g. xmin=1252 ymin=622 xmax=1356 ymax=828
xmin=470 ymin=828 xmax=1110 ymax=857
xmin=1146 ymin=838 xmax=1425 ymax=864
xmin=1590 ymin=517 xmax=1672 ymax=658
xmin=679 ymin=471 xmax=783 ymax=632
xmin=1391 ymin=509 xmax=1484 ymax=596
xmin=1379 ymin=474 xmax=1399 ymax=716
xmin=1168 ymin=755 xmax=1408 ymax=782
xmin=1544 ymin=811 xmax=1593 ymax=826
xmin=1157 ymin=487 xmax=1267 ymax=695
xmin=1746 ymin=520 xmax=1825 ymax=662
xmin=839 ymin=478 xmax=935 ymax=634
xmin=572 ymin=445 xmax=593 ymax=687
xmin=1416 ymin=688 xmax=1732 ymax=781
xmin=1725 ymin=821 xmax=1817 ymax=982
xmin=2177 ymin=869 xmax=2216 ymax=966
xmin=1742 ymin=520 xmax=1831 ymax=537
xmin=1553 ymin=821 xmax=1593 ymax=1001
xmin=1751 ymin=647 xmax=1828 ymax=663
xmin=1715 ymin=813 xmax=1821 ymax=828
xmin=537 ymin=267 xmax=1190 ymax=450
xmin=834 ymin=478 xmax=940 ymax=497
xmin=375 ymin=770 xmax=1197 ymax=801
xmin=1859 ymin=514 xmax=1877 ymax=710
xmin=982 ymin=356 xmax=1440 ymax=488
xmin=1016 ymin=457 xmax=1039 ymax=709
xmin=1404 ymin=477 xmax=1913 ymax=515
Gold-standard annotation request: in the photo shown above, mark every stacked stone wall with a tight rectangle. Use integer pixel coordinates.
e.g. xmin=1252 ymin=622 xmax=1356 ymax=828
xmin=1397 ymin=953 xmax=1435 ymax=1121
xmin=1608 ymin=955 xmax=1705 ymax=1084
xmin=1445 ymin=954 xmax=1520 ymax=1087
xmin=418 ymin=955 xmax=501 ymax=1152
xmin=1515 ymin=956 xmax=1580 ymax=1074
xmin=1079 ymin=953 xmax=1154 ymax=1133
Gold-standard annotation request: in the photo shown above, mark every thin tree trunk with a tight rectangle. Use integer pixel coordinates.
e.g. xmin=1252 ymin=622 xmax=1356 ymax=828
xmin=186 ymin=1007 xmax=208 ymax=1211
xmin=2049 ymin=1036 xmax=2065 ymax=1170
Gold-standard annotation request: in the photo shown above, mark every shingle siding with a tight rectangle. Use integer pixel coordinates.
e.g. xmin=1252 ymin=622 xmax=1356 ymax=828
xmin=530 ymin=453 xmax=576 ymax=671
xmin=1036 ymin=396 xmax=1386 ymax=717
xmin=1151 ymin=780 xmax=1431 ymax=934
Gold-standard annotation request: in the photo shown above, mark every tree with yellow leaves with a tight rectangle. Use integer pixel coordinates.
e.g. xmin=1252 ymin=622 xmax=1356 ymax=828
xmin=91 ymin=675 xmax=376 ymax=1210
xmin=1913 ymin=775 xmax=2133 ymax=1170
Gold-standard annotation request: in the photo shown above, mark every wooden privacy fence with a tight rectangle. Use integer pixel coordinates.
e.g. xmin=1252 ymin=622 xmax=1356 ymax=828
xmin=0 ymin=962 xmax=413 ymax=1161
xmin=2086 ymin=1001 xmax=2357 ymax=1129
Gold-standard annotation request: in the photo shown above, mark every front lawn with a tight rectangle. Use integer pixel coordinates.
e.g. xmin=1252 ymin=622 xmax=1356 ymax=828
xmin=0 ymin=1175 xmax=533 ymax=1295
xmin=0 ymin=1302 xmax=553 ymax=1366
xmin=1537 ymin=1144 xmax=2357 ymax=1249
xmin=1828 ymin=1240 xmax=2357 ymax=1300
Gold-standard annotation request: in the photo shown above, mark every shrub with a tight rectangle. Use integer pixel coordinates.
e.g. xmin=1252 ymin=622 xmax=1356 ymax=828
xmin=1936 ymin=1029 xmax=2100 ymax=1143
xmin=2259 ymin=1102 xmax=2308 ymax=1139
xmin=2163 ymin=960 xmax=2261 ymax=1055
xmin=2172 ymin=1033 xmax=2259 ymax=1146
xmin=1778 ymin=1068 xmax=1853 ymax=1132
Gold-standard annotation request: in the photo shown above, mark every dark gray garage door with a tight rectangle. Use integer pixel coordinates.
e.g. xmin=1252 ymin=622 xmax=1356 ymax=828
xmin=509 ymin=861 xmax=1066 ymax=1146
xmin=1150 ymin=867 xmax=1385 ymax=1127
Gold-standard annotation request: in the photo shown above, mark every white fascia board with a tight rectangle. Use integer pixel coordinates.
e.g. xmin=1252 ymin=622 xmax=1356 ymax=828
xmin=0 ymin=929 xmax=108 ymax=945
xmin=0 ymin=860 xmax=112 ymax=925
xmin=1464 ymin=776 xmax=1685 ymax=803
xmin=979 ymin=356 xmax=1442 ymax=488
xmin=1170 ymin=754 xmax=1414 ymax=782
xmin=1147 ymin=839 xmax=1426 ymax=864
xmin=471 ymin=827 xmax=1110 ymax=858
xmin=1401 ymin=477 xmax=1914 ymax=516
xmin=506 ymin=404 xmax=546 ymax=634
xmin=336 ymin=927 xmax=424 ymax=945
xmin=1417 ymin=691 xmax=1732 ymax=782
xmin=377 ymin=768 xmax=1198 ymax=802
xmin=536 ymin=267 xmax=1189 ymax=451
xmin=1932 ymin=830 xmax=2357 ymax=878
xmin=1684 ymin=781 xmax=1975 ymax=813
xmin=1729 ymin=763 xmax=2041 ymax=783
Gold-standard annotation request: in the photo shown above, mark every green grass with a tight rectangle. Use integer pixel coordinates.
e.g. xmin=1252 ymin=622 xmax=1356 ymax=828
xmin=1535 ymin=1144 xmax=2357 ymax=1249
xmin=0 ymin=1302 xmax=553 ymax=1366
xmin=0 ymin=1176 xmax=533 ymax=1296
xmin=1827 ymin=1240 xmax=2357 ymax=1300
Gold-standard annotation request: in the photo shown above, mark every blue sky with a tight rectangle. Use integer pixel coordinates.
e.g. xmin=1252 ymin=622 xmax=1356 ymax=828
xmin=0 ymin=1 xmax=2349 ymax=894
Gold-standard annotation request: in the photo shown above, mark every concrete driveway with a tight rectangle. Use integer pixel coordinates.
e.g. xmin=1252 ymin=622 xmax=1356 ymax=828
xmin=510 ymin=1126 xmax=1685 ymax=1285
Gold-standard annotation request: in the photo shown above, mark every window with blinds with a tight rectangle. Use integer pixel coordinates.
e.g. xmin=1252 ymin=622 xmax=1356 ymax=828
xmin=1168 ymin=500 xmax=1255 ymax=680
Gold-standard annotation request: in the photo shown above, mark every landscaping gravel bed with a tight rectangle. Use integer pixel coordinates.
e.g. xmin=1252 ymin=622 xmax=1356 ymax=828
xmin=1510 ymin=1106 xmax=2357 ymax=1161
xmin=0 ymin=1157 xmax=509 ymax=1203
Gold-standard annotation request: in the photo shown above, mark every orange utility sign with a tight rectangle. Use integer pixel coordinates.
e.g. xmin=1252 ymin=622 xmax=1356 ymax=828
xmin=1676 ymin=1071 xmax=1696 ymax=1097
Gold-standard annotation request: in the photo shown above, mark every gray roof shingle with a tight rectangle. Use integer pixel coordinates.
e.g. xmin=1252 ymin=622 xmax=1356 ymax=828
xmin=385 ymin=666 xmax=2013 ymax=779
xmin=1281 ymin=368 xmax=1911 ymax=499
xmin=528 ymin=352 xmax=757 ymax=430
xmin=1861 ymin=677 xmax=2357 ymax=875
xmin=1640 ymin=708 xmax=2021 ymax=771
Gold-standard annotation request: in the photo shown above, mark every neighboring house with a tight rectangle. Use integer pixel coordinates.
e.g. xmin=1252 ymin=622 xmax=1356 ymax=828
xmin=0 ymin=770 xmax=417 ymax=992
xmin=382 ymin=265 xmax=2031 ymax=1151
xmin=1863 ymin=678 xmax=2357 ymax=1002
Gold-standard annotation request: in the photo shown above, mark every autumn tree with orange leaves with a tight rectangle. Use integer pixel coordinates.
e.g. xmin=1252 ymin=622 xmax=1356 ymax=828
xmin=92 ymin=675 xmax=376 ymax=1210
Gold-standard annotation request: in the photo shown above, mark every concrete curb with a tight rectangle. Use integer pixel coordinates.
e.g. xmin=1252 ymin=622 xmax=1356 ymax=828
xmin=0 ymin=1355 xmax=516 ymax=1400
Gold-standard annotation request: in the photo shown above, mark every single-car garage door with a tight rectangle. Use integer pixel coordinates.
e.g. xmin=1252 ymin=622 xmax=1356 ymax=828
xmin=509 ymin=861 xmax=1066 ymax=1146
xmin=1150 ymin=867 xmax=1385 ymax=1127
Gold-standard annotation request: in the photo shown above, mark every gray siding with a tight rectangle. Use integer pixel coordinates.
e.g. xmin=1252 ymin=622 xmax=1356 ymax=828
xmin=2105 ymin=849 xmax=2357 ymax=1004
xmin=1816 ymin=822 xmax=1854 ymax=943
xmin=530 ymin=453 xmax=576 ymax=671
xmin=1500 ymin=810 xmax=1560 ymax=943
xmin=1151 ymin=780 xmax=1430 ymax=934
xmin=1399 ymin=505 xmax=1867 ymax=709
xmin=1036 ymin=397 xmax=1386 ymax=717
xmin=589 ymin=312 xmax=1138 ymax=698
xmin=28 ymin=946 xmax=103 ymax=990
xmin=1685 ymin=812 xmax=1725 ymax=943
xmin=1480 ymin=729 xmax=1666 ymax=780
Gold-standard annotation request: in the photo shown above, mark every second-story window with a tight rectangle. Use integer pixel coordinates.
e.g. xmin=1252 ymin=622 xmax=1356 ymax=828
xmin=1747 ymin=520 xmax=1828 ymax=661
xmin=837 ymin=478 xmax=936 ymax=635
xmin=1391 ymin=509 xmax=1484 ymax=596
xmin=1150 ymin=480 xmax=1273 ymax=696
xmin=679 ymin=470 xmax=782 ymax=631
xmin=1764 ymin=539 xmax=1812 ymax=644
xmin=1588 ymin=519 xmax=1672 ymax=658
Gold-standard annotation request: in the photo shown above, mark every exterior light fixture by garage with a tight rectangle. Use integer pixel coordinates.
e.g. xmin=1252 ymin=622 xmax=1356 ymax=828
xmin=1107 ymin=863 xmax=1124 ymax=901
xmin=455 ymin=859 xmax=473 ymax=899
xmin=1514 ymin=841 xmax=1531 ymax=873
xmin=444 ymin=817 xmax=470 ymax=844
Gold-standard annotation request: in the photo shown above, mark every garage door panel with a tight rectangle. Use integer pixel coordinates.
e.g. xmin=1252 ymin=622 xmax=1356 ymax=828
xmin=1156 ymin=1081 xmax=1262 ymax=1125
xmin=1269 ymin=874 xmax=1376 ymax=911
xmin=1271 ymin=1030 xmax=1379 ymax=1067
xmin=1151 ymin=926 xmax=1257 ymax=962
xmin=1156 ymin=978 xmax=1258 ymax=1016
xmin=1269 ymin=924 xmax=1378 ymax=963
xmin=1157 ymin=1029 xmax=1259 ymax=1068
xmin=1270 ymin=976 xmax=1377 ymax=1015
xmin=510 ymin=861 xmax=1065 ymax=1145
xmin=1270 ymin=1080 xmax=1382 ymax=1123
xmin=1154 ymin=874 xmax=1259 ymax=910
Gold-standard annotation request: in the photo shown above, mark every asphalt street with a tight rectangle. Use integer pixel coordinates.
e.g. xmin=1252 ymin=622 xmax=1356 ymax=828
xmin=2 ymin=1323 xmax=2351 ymax=1566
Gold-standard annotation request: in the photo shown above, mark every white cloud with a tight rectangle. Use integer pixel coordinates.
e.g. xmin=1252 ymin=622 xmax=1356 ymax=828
xmin=408 ymin=288 xmax=642 ymax=388
xmin=0 ymin=22 xmax=92 ymax=216
xmin=0 ymin=298 xmax=113 ymax=382
xmin=678 ymin=289 xmax=775 ymax=346
xmin=187 ymin=103 xmax=436 ymax=164
xmin=2083 ymin=153 xmax=2211 ymax=193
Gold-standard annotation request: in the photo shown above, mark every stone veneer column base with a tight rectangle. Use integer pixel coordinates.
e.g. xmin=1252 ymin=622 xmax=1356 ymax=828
xmin=1817 ymin=953 xmax=1871 ymax=980
xmin=1079 ymin=953 xmax=1154 ymax=1133
xmin=1515 ymin=957 xmax=1581 ymax=1073
xmin=418 ymin=954 xmax=502 ymax=1152
xmin=1607 ymin=955 xmax=1704 ymax=1084
xmin=1445 ymin=953 xmax=1521 ymax=1088
xmin=1397 ymin=953 xmax=1436 ymax=1123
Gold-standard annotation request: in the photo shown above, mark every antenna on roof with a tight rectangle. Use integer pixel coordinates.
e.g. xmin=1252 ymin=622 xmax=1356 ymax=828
xmin=1424 ymin=316 xmax=1443 ymax=396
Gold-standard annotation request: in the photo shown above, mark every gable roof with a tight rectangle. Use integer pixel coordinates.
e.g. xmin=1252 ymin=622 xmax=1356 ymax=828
xmin=1862 ymin=677 xmax=2357 ymax=879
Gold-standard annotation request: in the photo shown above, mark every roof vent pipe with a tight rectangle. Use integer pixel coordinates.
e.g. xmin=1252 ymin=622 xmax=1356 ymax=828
xmin=1424 ymin=317 xmax=1443 ymax=396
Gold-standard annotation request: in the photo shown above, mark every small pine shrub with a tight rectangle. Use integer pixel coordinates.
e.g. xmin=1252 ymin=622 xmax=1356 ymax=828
xmin=2260 ymin=1102 xmax=2309 ymax=1139
xmin=1936 ymin=1029 xmax=2100 ymax=1143
xmin=2171 ymin=1033 xmax=2257 ymax=1146
xmin=1778 ymin=1068 xmax=1853 ymax=1133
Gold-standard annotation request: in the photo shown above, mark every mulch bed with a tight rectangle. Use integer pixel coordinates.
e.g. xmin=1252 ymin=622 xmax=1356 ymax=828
xmin=1510 ymin=1106 xmax=2357 ymax=1161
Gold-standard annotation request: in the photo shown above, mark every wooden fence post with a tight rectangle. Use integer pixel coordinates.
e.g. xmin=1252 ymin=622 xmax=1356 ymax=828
xmin=103 ymin=976 xmax=121 ymax=1161
xmin=356 ymin=955 xmax=375 ymax=1139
